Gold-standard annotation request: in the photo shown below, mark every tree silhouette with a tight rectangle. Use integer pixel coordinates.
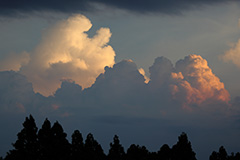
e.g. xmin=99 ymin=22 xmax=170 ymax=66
xmin=218 ymin=146 xmax=228 ymax=160
xmin=210 ymin=151 xmax=219 ymax=160
xmin=158 ymin=144 xmax=171 ymax=160
xmin=108 ymin=135 xmax=125 ymax=160
xmin=3 ymin=115 xmax=240 ymax=160
xmin=71 ymin=130 xmax=84 ymax=160
xmin=126 ymin=144 xmax=149 ymax=160
xmin=51 ymin=121 xmax=70 ymax=160
xmin=171 ymin=132 xmax=197 ymax=160
xmin=209 ymin=146 xmax=240 ymax=160
xmin=38 ymin=118 xmax=54 ymax=160
xmin=5 ymin=115 xmax=39 ymax=160
xmin=84 ymin=133 xmax=106 ymax=160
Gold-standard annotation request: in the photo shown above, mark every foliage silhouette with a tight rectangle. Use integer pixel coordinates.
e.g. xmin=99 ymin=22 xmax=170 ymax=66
xmin=126 ymin=144 xmax=149 ymax=160
xmin=51 ymin=121 xmax=70 ymax=160
xmin=158 ymin=144 xmax=171 ymax=160
xmin=108 ymin=135 xmax=125 ymax=160
xmin=5 ymin=115 xmax=38 ymax=160
xmin=171 ymin=132 xmax=197 ymax=160
xmin=84 ymin=133 xmax=106 ymax=160
xmin=3 ymin=115 xmax=240 ymax=160
xmin=38 ymin=118 xmax=53 ymax=160
xmin=71 ymin=130 xmax=84 ymax=160
xmin=209 ymin=146 xmax=240 ymax=160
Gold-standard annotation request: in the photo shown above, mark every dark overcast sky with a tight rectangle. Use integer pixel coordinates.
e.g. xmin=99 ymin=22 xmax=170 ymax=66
xmin=0 ymin=0 xmax=237 ymax=16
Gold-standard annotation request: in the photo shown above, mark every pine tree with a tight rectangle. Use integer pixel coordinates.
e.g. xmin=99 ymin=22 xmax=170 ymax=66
xmin=158 ymin=144 xmax=171 ymax=160
xmin=71 ymin=130 xmax=84 ymax=160
xmin=51 ymin=121 xmax=70 ymax=160
xmin=171 ymin=132 xmax=197 ymax=160
xmin=210 ymin=151 xmax=219 ymax=160
xmin=126 ymin=144 xmax=149 ymax=160
xmin=38 ymin=118 xmax=53 ymax=160
xmin=209 ymin=146 xmax=230 ymax=160
xmin=5 ymin=115 xmax=39 ymax=160
xmin=218 ymin=146 xmax=228 ymax=160
xmin=108 ymin=135 xmax=125 ymax=160
xmin=84 ymin=133 xmax=106 ymax=160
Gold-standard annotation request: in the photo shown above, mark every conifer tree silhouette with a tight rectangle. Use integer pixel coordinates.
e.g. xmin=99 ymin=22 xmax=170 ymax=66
xmin=126 ymin=144 xmax=149 ymax=160
xmin=5 ymin=115 xmax=39 ymax=160
xmin=108 ymin=135 xmax=125 ymax=160
xmin=38 ymin=118 xmax=53 ymax=160
xmin=171 ymin=132 xmax=197 ymax=160
xmin=71 ymin=130 xmax=84 ymax=160
xmin=84 ymin=133 xmax=106 ymax=160
xmin=158 ymin=144 xmax=171 ymax=160
xmin=218 ymin=146 xmax=228 ymax=160
xmin=51 ymin=121 xmax=70 ymax=160
xmin=209 ymin=146 xmax=240 ymax=160
xmin=4 ymin=115 xmax=240 ymax=160
xmin=210 ymin=151 xmax=219 ymax=160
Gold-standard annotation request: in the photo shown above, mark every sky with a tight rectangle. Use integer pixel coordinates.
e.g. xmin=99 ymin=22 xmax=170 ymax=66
xmin=0 ymin=0 xmax=240 ymax=160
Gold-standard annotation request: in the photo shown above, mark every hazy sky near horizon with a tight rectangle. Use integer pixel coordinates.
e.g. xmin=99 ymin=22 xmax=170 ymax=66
xmin=0 ymin=1 xmax=240 ymax=160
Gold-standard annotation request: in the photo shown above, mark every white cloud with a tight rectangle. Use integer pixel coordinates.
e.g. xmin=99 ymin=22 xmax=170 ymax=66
xmin=0 ymin=14 xmax=116 ymax=96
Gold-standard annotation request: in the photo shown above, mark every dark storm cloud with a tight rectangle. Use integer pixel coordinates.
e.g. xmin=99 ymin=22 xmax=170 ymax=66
xmin=0 ymin=0 xmax=236 ymax=17
xmin=0 ymin=0 xmax=91 ymax=17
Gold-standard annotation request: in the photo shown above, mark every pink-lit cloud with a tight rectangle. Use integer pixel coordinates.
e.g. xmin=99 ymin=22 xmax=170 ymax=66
xmin=171 ymin=54 xmax=230 ymax=109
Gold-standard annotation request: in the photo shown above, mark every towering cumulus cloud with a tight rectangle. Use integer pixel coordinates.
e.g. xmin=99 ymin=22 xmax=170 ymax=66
xmin=171 ymin=55 xmax=230 ymax=108
xmin=0 ymin=14 xmax=115 ymax=96
xmin=148 ymin=55 xmax=230 ymax=110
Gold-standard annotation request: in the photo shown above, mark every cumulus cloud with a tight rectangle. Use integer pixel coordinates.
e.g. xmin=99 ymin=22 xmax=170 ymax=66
xmin=50 ymin=55 xmax=231 ymax=117
xmin=148 ymin=56 xmax=174 ymax=88
xmin=0 ymin=53 xmax=230 ymax=114
xmin=1 ymin=14 xmax=115 ymax=96
xmin=0 ymin=52 xmax=30 ymax=71
xmin=171 ymin=55 xmax=230 ymax=109
xmin=222 ymin=39 xmax=240 ymax=68
xmin=88 ymin=59 xmax=146 ymax=110
xmin=146 ymin=55 xmax=230 ymax=112
xmin=0 ymin=54 xmax=237 ymax=158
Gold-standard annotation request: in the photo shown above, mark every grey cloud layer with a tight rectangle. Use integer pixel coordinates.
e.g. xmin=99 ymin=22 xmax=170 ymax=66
xmin=0 ymin=55 xmax=239 ymax=160
xmin=0 ymin=0 xmax=236 ymax=16
xmin=0 ymin=55 xmax=232 ymax=117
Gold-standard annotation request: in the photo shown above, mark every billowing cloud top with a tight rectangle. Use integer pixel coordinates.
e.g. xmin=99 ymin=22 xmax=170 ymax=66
xmin=0 ymin=0 xmax=237 ymax=17
xmin=148 ymin=55 xmax=230 ymax=111
xmin=0 ymin=14 xmax=116 ymax=96
xmin=171 ymin=54 xmax=230 ymax=108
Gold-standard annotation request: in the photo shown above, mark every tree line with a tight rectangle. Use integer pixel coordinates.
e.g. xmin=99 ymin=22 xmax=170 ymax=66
xmin=1 ymin=115 xmax=240 ymax=160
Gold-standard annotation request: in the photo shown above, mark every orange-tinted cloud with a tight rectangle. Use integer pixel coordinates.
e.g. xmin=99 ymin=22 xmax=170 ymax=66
xmin=170 ymin=54 xmax=230 ymax=108
xmin=138 ymin=68 xmax=150 ymax=84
